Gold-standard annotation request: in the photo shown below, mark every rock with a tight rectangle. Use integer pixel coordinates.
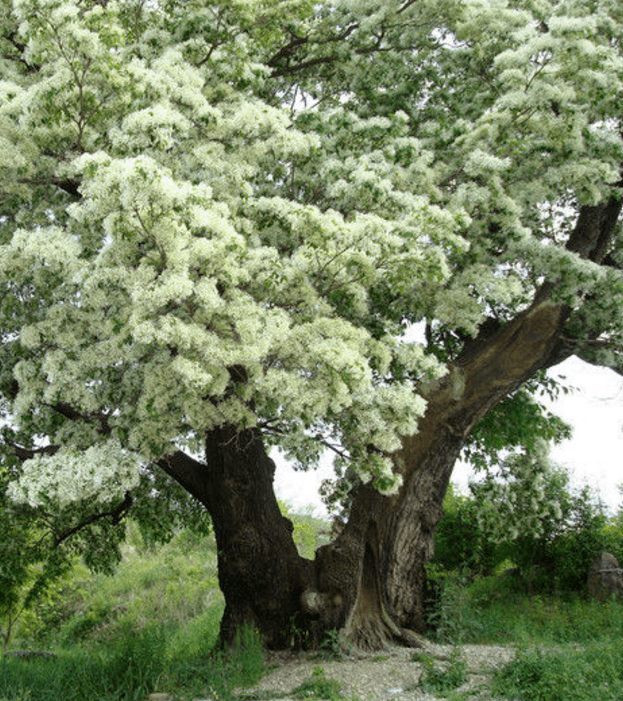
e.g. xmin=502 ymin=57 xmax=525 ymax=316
xmin=147 ymin=694 xmax=175 ymax=701
xmin=587 ymin=552 xmax=623 ymax=601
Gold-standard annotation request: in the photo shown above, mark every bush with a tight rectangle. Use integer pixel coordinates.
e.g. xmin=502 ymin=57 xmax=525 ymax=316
xmin=432 ymin=464 xmax=622 ymax=596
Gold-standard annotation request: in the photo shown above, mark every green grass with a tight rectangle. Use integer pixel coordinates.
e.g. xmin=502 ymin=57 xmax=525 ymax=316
xmin=0 ymin=619 xmax=265 ymax=701
xmin=429 ymin=572 xmax=623 ymax=701
xmin=493 ymin=642 xmax=623 ymax=701
xmin=0 ymin=626 xmax=167 ymax=701
xmin=429 ymin=572 xmax=623 ymax=645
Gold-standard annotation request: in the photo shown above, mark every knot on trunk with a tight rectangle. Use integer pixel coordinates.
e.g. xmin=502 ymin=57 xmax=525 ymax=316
xmin=301 ymin=589 xmax=343 ymax=614
xmin=421 ymin=501 xmax=444 ymax=533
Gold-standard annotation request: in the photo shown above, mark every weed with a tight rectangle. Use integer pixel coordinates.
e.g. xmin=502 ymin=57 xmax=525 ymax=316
xmin=419 ymin=646 xmax=467 ymax=696
xmin=293 ymin=666 xmax=345 ymax=700
xmin=317 ymin=629 xmax=344 ymax=661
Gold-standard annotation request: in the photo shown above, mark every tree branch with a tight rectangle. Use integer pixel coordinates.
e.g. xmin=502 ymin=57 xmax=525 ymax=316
xmin=6 ymin=442 xmax=58 ymax=461
xmin=566 ymin=195 xmax=623 ymax=263
xmin=156 ymin=450 xmax=210 ymax=508
xmin=52 ymin=492 xmax=133 ymax=547
xmin=49 ymin=402 xmax=112 ymax=435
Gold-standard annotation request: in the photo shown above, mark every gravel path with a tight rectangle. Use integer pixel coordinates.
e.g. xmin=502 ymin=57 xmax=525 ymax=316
xmin=237 ymin=643 xmax=516 ymax=700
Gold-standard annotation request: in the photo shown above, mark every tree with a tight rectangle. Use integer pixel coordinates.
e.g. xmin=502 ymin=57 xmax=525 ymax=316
xmin=2 ymin=0 xmax=623 ymax=650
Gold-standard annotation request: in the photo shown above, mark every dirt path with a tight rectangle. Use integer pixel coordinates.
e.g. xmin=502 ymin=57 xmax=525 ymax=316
xmin=238 ymin=643 xmax=516 ymax=700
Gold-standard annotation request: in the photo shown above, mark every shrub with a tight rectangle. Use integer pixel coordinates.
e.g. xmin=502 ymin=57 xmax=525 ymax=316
xmin=432 ymin=462 xmax=622 ymax=596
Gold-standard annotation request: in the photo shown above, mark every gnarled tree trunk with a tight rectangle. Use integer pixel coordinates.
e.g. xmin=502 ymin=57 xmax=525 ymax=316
xmin=307 ymin=299 xmax=568 ymax=648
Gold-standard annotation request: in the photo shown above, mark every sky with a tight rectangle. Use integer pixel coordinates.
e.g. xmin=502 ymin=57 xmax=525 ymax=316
xmin=273 ymin=355 xmax=623 ymax=516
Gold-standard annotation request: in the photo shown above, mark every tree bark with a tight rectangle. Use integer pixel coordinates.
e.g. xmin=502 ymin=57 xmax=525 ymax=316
xmin=160 ymin=426 xmax=316 ymax=648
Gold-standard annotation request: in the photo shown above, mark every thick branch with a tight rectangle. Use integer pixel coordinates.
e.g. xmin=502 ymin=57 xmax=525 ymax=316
xmin=156 ymin=450 xmax=210 ymax=508
xmin=17 ymin=177 xmax=82 ymax=198
xmin=6 ymin=442 xmax=58 ymax=461
xmin=567 ymin=196 xmax=623 ymax=263
xmin=49 ymin=402 xmax=111 ymax=434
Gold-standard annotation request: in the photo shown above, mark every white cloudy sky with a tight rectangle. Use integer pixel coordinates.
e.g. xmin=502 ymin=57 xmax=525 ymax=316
xmin=274 ymin=355 xmax=623 ymax=516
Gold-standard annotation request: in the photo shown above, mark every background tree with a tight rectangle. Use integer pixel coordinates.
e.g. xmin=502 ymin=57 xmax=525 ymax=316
xmin=433 ymin=445 xmax=618 ymax=595
xmin=2 ymin=0 xmax=623 ymax=650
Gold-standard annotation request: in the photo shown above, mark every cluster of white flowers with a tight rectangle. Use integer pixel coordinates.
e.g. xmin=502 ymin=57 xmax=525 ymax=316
xmin=7 ymin=439 xmax=141 ymax=507
xmin=473 ymin=442 xmax=564 ymax=543
xmin=513 ymin=238 xmax=606 ymax=306
xmin=4 ymin=0 xmax=623 ymax=514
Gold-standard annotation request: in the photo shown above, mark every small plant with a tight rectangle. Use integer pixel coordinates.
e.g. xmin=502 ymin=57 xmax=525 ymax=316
xmin=293 ymin=666 xmax=345 ymax=700
xmin=427 ymin=572 xmax=482 ymax=643
xmin=419 ymin=646 xmax=467 ymax=696
xmin=318 ymin=628 xmax=344 ymax=660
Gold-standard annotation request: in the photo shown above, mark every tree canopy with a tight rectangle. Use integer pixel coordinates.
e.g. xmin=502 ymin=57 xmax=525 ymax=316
xmin=2 ymin=0 xmax=623 ymax=649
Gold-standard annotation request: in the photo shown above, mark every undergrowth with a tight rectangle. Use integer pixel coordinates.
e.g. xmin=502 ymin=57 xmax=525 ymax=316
xmin=493 ymin=642 xmax=623 ymax=701
xmin=428 ymin=571 xmax=623 ymax=645
xmin=0 ymin=525 xmax=263 ymax=701
xmin=429 ymin=572 xmax=623 ymax=701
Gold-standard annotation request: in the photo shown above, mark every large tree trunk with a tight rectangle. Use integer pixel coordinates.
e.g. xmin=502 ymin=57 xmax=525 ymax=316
xmin=204 ymin=425 xmax=317 ymax=648
xmin=308 ymin=298 xmax=569 ymax=647
xmin=160 ymin=425 xmax=317 ymax=648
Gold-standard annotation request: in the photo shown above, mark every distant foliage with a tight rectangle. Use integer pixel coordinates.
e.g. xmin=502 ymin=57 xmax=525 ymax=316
xmin=432 ymin=454 xmax=622 ymax=594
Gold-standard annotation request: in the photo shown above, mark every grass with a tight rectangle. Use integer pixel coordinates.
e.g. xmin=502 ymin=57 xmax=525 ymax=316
xmin=429 ymin=572 xmax=623 ymax=701
xmin=428 ymin=571 xmax=623 ymax=645
xmin=0 ymin=620 xmax=265 ymax=701
xmin=492 ymin=642 xmax=623 ymax=701
xmin=0 ymin=626 xmax=168 ymax=701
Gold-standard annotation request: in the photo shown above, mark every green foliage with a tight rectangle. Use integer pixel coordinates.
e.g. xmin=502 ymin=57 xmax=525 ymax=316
xmin=0 ymin=626 xmax=167 ymax=701
xmin=0 ymin=525 xmax=268 ymax=701
xmin=279 ymin=502 xmax=331 ymax=560
xmin=464 ymin=383 xmax=572 ymax=471
xmin=428 ymin=573 xmax=623 ymax=646
xmin=432 ymin=457 xmax=619 ymax=595
xmin=493 ymin=643 xmax=623 ymax=701
xmin=429 ymin=484 xmax=497 ymax=575
xmin=0 ymin=464 xmax=73 ymax=650
xmin=426 ymin=572 xmax=483 ymax=644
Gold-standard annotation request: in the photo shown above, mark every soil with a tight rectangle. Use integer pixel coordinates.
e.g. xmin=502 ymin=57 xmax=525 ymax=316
xmin=235 ymin=642 xmax=516 ymax=700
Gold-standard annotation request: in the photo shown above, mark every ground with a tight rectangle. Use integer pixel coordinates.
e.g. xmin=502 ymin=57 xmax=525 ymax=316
xmin=237 ymin=643 xmax=516 ymax=700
